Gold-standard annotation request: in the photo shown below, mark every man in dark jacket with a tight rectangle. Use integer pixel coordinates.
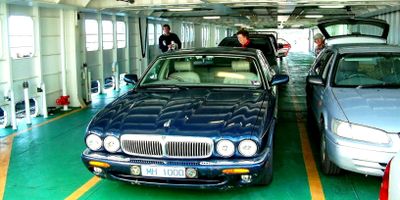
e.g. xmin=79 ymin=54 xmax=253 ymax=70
xmin=159 ymin=24 xmax=182 ymax=52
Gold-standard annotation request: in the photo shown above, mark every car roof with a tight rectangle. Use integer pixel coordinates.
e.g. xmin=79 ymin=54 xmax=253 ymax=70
xmin=329 ymin=43 xmax=400 ymax=54
xmin=159 ymin=47 xmax=260 ymax=57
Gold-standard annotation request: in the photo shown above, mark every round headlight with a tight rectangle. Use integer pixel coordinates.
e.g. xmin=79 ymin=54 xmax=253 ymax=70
xmin=103 ymin=136 xmax=120 ymax=153
xmin=216 ymin=140 xmax=235 ymax=157
xmin=86 ymin=134 xmax=102 ymax=151
xmin=238 ymin=140 xmax=257 ymax=157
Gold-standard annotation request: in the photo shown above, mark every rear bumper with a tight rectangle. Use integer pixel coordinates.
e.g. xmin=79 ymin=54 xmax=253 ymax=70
xmin=81 ymin=148 xmax=271 ymax=189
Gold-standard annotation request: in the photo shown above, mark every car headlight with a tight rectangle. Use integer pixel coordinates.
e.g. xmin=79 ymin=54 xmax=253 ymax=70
xmin=86 ymin=134 xmax=103 ymax=151
xmin=332 ymin=119 xmax=390 ymax=144
xmin=238 ymin=140 xmax=258 ymax=157
xmin=103 ymin=136 xmax=120 ymax=153
xmin=216 ymin=140 xmax=235 ymax=157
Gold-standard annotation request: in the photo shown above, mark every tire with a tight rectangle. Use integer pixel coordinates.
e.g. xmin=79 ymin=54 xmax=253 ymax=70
xmin=257 ymin=148 xmax=273 ymax=185
xmin=320 ymin=123 xmax=341 ymax=175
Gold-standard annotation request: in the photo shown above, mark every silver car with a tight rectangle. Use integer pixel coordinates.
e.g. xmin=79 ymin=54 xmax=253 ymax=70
xmin=306 ymin=17 xmax=400 ymax=176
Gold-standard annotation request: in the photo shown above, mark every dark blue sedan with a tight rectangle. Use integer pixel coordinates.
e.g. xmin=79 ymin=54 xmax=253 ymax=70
xmin=81 ymin=47 xmax=289 ymax=189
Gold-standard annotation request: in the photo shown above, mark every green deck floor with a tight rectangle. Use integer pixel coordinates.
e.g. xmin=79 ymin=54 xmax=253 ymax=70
xmin=1 ymin=52 xmax=382 ymax=200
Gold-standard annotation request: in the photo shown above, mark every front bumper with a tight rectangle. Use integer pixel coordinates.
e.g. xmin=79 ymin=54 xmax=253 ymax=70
xmin=326 ymin=135 xmax=396 ymax=176
xmin=81 ymin=148 xmax=272 ymax=189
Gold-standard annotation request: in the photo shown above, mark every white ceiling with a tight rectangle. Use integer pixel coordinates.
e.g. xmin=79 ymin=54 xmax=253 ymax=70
xmin=4 ymin=0 xmax=400 ymax=28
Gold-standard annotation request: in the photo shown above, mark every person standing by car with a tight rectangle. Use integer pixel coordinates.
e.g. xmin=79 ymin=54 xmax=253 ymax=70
xmin=313 ymin=33 xmax=325 ymax=56
xmin=159 ymin=24 xmax=182 ymax=53
xmin=237 ymin=29 xmax=257 ymax=49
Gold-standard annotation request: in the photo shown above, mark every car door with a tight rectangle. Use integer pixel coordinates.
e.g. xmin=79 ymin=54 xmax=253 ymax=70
xmin=308 ymin=50 xmax=335 ymax=121
xmin=257 ymin=51 xmax=279 ymax=118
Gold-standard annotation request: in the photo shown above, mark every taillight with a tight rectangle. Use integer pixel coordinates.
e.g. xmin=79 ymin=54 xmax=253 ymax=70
xmin=379 ymin=160 xmax=392 ymax=200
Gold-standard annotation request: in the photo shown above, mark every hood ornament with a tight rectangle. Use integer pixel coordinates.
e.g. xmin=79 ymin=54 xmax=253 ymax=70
xmin=164 ymin=119 xmax=171 ymax=128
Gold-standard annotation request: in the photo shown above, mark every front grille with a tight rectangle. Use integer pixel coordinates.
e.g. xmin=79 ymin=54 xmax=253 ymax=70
xmin=122 ymin=140 xmax=162 ymax=157
xmin=120 ymin=135 xmax=213 ymax=159
xmin=166 ymin=141 xmax=212 ymax=158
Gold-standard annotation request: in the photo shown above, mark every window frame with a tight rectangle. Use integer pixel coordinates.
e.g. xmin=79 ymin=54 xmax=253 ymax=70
xmin=85 ymin=19 xmax=99 ymax=52
xmin=116 ymin=21 xmax=126 ymax=48
xmin=148 ymin=23 xmax=155 ymax=46
xmin=8 ymin=15 xmax=35 ymax=59
xmin=102 ymin=20 xmax=114 ymax=50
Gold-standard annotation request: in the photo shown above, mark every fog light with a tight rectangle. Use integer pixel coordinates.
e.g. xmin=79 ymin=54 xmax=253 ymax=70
xmin=130 ymin=165 xmax=141 ymax=176
xmin=186 ymin=168 xmax=197 ymax=178
xmin=241 ymin=175 xmax=252 ymax=183
xmin=93 ymin=167 xmax=103 ymax=175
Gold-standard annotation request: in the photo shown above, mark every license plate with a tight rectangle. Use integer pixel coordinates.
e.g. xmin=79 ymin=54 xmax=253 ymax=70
xmin=141 ymin=165 xmax=186 ymax=178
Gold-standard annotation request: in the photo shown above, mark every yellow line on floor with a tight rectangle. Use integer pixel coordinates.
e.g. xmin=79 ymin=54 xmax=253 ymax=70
xmin=0 ymin=135 xmax=15 ymax=200
xmin=65 ymin=176 xmax=101 ymax=200
xmin=0 ymin=108 xmax=84 ymax=199
xmin=291 ymin=94 xmax=325 ymax=200
xmin=7 ymin=108 xmax=84 ymax=138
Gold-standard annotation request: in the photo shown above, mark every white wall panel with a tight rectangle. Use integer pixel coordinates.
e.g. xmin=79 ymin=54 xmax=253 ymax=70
xmin=41 ymin=36 xmax=61 ymax=55
xmin=373 ymin=10 xmax=400 ymax=46
xmin=103 ymin=50 xmax=113 ymax=77
xmin=41 ymin=55 xmax=61 ymax=75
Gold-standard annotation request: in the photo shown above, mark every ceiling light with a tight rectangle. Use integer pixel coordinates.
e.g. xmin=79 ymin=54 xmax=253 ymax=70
xmin=318 ymin=5 xmax=345 ymax=9
xmin=277 ymin=15 xmax=289 ymax=22
xmin=167 ymin=8 xmax=193 ymax=12
xmin=203 ymin=16 xmax=220 ymax=19
xmin=291 ymin=24 xmax=303 ymax=28
xmin=305 ymin=15 xmax=324 ymax=18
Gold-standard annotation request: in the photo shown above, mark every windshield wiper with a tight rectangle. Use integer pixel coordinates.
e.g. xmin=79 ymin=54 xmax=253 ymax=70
xmin=138 ymin=84 xmax=189 ymax=90
xmin=356 ymin=83 xmax=400 ymax=89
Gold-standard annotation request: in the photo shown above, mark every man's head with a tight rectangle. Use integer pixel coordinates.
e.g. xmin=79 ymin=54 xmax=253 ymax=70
xmin=236 ymin=29 xmax=250 ymax=46
xmin=314 ymin=33 xmax=324 ymax=46
xmin=163 ymin=24 xmax=171 ymax=35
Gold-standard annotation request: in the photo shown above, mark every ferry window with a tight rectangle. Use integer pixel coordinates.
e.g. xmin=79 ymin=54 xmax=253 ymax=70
xmin=215 ymin=28 xmax=220 ymax=45
xmin=85 ymin=19 xmax=99 ymax=51
xmin=0 ymin=20 xmax=2 ymax=58
xmin=102 ymin=20 xmax=113 ymax=50
xmin=201 ymin=26 xmax=209 ymax=47
xmin=117 ymin=21 xmax=126 ymax=48
xmin=9 ymin=16 xmax=34 ymax=59
xmin=190 ymin=25 xmax=194 ymax=42
xmin=148 ymin=23 xmax=155 ymax=45
xmin=156 ymin=24 xmax=162 ymax=45
xmin=181 ymin=25 xmax=186 ymax=44
xmin=185 ymin=24 xmax=190 ymax=45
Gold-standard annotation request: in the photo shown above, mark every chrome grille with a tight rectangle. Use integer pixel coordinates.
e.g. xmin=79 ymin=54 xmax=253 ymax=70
xmin=121 ymin=140 xmax=163 ymax=157
xmin=120 ymin=135 xmax=213 ymax=159
xmin=166 ymin=141 xmax=212 ymax=158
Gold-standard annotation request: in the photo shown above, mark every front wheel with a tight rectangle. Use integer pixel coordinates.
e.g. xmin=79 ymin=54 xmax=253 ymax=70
xmin=320 ymin=126 xmax=341 ymax=175
xmin=257 ymin=149 xmax=273 ymax=185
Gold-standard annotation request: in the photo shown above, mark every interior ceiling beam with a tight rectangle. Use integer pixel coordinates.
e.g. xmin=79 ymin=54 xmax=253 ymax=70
xmin=87 ymin=0 xmax=203 ymax=9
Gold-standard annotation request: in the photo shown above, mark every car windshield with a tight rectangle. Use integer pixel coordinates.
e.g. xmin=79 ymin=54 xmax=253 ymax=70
xmin=334 ymin=54 xmax=400 ymax=88
xmin=139 ymin=55 xmax=262 ymax=88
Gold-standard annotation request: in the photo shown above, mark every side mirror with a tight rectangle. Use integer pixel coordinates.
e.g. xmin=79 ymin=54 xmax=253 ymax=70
xmin=124 ymin=74 xmax=138 ymax=85
xmin=271 ymin=74 xmax=289 ymax=86
xmin=307 ymin=75 xmax=324 ymax=86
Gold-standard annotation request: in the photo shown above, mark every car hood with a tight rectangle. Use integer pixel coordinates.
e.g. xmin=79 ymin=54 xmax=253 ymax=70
xmin=88 ymin=89 xmax=267 ymax=137
xmin=332 ymin=88 xmax=400 ymax=133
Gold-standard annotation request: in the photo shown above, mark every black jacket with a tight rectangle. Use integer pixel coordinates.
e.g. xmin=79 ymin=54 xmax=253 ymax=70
xmin=158 ymin=33 xmax=182 ymax=52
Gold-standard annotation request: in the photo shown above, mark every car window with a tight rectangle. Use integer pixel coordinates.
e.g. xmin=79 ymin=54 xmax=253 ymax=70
xmin=257 ymin=51 xmax=272 ymax=84
xmin=333 ymin=53 xmax=400 ymax=87
xmin=140 ymin=55 xmax=262 ymax=88
xmin=314 ymin=50 xmax=333 ymax=77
